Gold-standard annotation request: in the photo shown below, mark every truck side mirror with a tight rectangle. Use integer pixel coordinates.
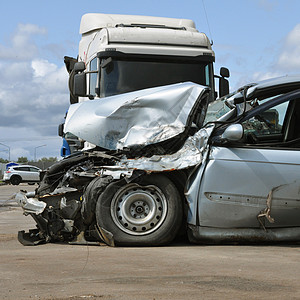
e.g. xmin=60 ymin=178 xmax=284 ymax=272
xmin=74 ymin=62 xmax=86 ymax=72
xmin=219 ymin=67 xmax=230 ymax=98
xmin=71 ymin=62 xmax=87 ymax=97
xmin=220 ymin=67 xmax=230 ymax=78
xmin=219 ymin=78 xmax=229 ymax=98
xmin=74 ymin=73 xmax=87 ymax=97
xmin=58 ymin=123 xmax=64 ymax=137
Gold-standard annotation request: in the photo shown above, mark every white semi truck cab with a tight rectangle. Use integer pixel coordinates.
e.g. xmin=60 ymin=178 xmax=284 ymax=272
xmin=65 ymin=13 xmax=229 ymax=104
xmin=61 ymin=13 xmax=230 ymax=155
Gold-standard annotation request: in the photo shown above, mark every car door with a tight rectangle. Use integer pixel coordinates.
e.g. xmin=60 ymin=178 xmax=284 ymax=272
xmin=29 ymin=167 xmax=40 ymax=181
xmin=197 ymin=92 xmax=300 ymax=229
xmin=18 ymin=167 xmax=32 ymax=180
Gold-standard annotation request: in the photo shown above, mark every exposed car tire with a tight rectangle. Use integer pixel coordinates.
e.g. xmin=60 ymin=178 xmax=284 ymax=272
xmin=81 ymin=176 xmax=113 ymax=225
xmin=28 ymin=183 xmax=35 ymax=185
xmin=96 ymin=174 xmax=182 ymax=246
xmin=10 ymin=176 xmax=21 ymax=185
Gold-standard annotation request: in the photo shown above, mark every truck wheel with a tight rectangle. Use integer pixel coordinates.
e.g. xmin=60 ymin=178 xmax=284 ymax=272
xmin=96 ymin=174 xmax=182 ymax=246
xmin=10 ymin=176 xmax=21 ymax=185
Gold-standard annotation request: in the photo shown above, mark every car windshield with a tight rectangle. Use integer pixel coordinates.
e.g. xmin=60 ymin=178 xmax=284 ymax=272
xmin=204 ymin=97 xmax=233 ymax=123
xmin=204 ymin=89 xmax=288 ymax=126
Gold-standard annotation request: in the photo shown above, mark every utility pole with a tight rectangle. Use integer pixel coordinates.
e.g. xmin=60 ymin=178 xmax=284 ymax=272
xmin=34 ymin=144 xmax=46 ymax=161
xmin=0 ymin=143 xmax=10 ymax=161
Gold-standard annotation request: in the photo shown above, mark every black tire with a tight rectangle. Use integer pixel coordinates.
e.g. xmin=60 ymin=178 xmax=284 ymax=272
xmin=28 ymin=182 xmax=35 ymax=185
xmin=96 ymin=174 xmax=182 ymax=246
xmin=10 ymin=176 xmax=21 ymax=185
xmin=81 ymin=176 xmax=113 ymax=225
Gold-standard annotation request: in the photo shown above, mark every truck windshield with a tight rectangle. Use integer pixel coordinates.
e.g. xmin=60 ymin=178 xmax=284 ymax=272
xmin=99 ymin=59 xmax=213 ymax=98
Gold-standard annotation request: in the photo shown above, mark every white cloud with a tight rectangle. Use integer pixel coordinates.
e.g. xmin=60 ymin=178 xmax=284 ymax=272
xmin=32 ymin=63 xmax=69 ymax=93
xmin=12 ymin=24 xmax=46 ymax=47
xmin=31 ymin=59 xmax=57 ymax=77
xmin=0 ymin=24 xmax=69 ymax=161
xmin=4 ymin=62 xmax=34 ymax=82
xmin=10 ymin=147 xmax=31 ymax=161
xmin=229 ymin=24 xmax=300 ymax=90
xmin=0 ymin=24 xmax=47 ymax=61
xmin=277 ymin=24 xmax=300 ymax=71
xmin=0 ymin=60 xmax=68 ymax=117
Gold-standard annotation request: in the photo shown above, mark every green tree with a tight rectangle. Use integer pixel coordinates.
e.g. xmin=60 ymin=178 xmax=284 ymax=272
xmin=38 ymin=157 xmax=58 ymax=163
xmin=17 ymin=157 xmax=28 ymax=163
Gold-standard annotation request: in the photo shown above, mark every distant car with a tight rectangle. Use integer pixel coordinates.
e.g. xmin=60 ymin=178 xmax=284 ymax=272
xmin=4 ymin=165 xmax=41 ymax=185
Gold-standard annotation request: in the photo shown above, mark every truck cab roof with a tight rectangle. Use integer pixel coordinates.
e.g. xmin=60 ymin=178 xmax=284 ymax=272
xmin=79 ymin=13 xmax=214 ymax=62
xmin=80 ymin=13 xmax=198 ymax=34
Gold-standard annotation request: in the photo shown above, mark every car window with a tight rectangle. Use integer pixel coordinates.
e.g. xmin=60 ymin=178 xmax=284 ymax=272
xmin=238 ymin=97 xmax=300 ymax=148
xmin=242 ymin=101 xmax=289 ymax=140
xmin=16 ymin=167 xmax=30 ymax=171
xmin=30 ymin=167 xmax=39 ymax=172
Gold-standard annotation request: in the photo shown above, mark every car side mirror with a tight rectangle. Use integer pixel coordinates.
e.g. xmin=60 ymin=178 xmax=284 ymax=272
xmin=222 ymin=124 xmax=243 ymax=141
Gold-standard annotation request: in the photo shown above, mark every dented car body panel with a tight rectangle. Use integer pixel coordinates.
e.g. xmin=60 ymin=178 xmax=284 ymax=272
xmin=116 ymin=125 xmax=214 ymax=172
xmin=196 ymin=147 xmax=300 ymax=229
xmin=64 ymin=82 xmax=208 ymax=150
xmin=17 ymin=77 xmax=300 ymax=246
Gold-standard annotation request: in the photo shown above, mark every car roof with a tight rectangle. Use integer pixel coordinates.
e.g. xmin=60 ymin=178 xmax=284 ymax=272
xmin=10 ymin=165 xmax=40 ymax=169
xmin=226 ymin=75 xmax=300 ymax=103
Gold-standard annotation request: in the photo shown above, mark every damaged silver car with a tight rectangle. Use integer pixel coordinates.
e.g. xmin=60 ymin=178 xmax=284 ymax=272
xmin=17 ymin=77 xmax=300 ymax=246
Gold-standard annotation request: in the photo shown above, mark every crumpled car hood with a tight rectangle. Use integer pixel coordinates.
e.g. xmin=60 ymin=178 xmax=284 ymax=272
xmin=64 ymin=82 xmax=209 ymax=150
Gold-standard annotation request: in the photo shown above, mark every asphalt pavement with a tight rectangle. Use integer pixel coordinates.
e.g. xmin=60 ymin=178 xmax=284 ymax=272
xmin=0 ymin=184 xmax=300 ymax=300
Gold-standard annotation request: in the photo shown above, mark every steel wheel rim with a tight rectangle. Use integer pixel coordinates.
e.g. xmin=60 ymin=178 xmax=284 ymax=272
xmin=111 ymin=183 xmax=168 ymax=236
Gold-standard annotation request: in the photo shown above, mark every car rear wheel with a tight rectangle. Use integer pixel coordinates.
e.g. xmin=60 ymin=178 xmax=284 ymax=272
xmin=10 ymin=176 xmax=21 ymax=185
xmin=96 ymin=174 xmax=182 ymax=246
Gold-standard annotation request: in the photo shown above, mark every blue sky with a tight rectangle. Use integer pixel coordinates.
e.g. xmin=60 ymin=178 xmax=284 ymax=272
xmin=0 ymin=0 xmax=300 ymax=161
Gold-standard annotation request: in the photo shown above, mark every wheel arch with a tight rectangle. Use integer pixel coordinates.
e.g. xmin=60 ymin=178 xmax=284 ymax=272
xmin=10 ymin=174 xmax=22 ymax=185
xmin=162 ymin=170 xmax=189 ymax=238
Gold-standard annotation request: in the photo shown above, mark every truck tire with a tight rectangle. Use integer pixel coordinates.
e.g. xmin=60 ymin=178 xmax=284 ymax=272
xmin=10 ymin=176 xmax=21 ymax=185
xmin=96 ymin=174 xmax=182 ymax=246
